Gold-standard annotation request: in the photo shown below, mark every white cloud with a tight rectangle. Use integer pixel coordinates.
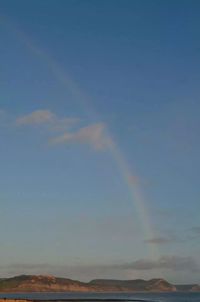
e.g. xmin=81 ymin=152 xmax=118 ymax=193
xmin=16 ymin=110 xmax=55 ymax=125
xmin=50 ymin=123 xmax=111 ymax=150
xmin=16 ymin=109 xmax=79 ymax=131
xmin=15 ymin=110 xmax=110 ymax=151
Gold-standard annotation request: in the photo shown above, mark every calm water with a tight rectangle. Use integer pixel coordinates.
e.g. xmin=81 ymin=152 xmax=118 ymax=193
xmin=0 ymin=292 xmax=199 ymax=302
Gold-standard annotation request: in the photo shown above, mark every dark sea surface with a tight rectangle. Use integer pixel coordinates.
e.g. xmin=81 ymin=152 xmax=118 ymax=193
xmin=0 ymin=292 xmax=200 ymax=302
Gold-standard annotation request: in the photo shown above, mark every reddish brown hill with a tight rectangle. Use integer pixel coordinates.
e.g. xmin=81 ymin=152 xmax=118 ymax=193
xmin=0 ymin=274 xmax=177 ymax=292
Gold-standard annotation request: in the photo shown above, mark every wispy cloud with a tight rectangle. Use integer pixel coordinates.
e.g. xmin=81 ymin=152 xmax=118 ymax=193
xmin=118 ymin=256 xmax=199 ymax=272
xmin=145 ymin=227 xmax=200 ymax=245
xmin=16 ymin=110 xmax=55 ymax=125
xmin=15 ymin=109 xmax=109 ymax=150
xmin=16 ymin=109 xmax=79 ymax=131
xmin=0 ymin=255 xmax=198 ymax=280
xmin=50 ymin=123 xmax=111 ymax=150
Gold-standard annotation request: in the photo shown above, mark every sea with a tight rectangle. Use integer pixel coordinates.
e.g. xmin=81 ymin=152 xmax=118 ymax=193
xmin=0 ymin=292 xmax=199 ymax=302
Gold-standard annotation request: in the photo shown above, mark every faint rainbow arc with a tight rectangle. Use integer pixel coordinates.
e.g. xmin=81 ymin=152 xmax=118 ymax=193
xmin=4 ymin=18 xmax=159 ymax=260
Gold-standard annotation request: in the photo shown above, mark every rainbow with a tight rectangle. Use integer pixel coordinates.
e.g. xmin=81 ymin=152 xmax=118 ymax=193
xmin=2 ymin=16 xmax=159 ymax=260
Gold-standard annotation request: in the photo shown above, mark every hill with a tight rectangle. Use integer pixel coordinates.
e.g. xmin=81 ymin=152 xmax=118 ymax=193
xmin=89 ymin=278 xmax=176 ymax=292
xmin=0 ymin=275 xmax=178 ymax=292
xmin=0 ymin=275 xmax=89 ymax=292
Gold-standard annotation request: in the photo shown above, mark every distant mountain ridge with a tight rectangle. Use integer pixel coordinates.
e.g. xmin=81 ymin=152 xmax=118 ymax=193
xmin=0 ymin=275 xmax=199 ymax=292
xmin=89 ymin=278 xmax=176 ymax=292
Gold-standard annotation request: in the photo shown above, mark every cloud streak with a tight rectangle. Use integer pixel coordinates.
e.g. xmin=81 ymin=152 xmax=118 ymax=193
xmin=50 ymin=123 xmax=111 ymax=150
xmin=0 ymin=255 xmax=198 ymax=280
xmin=118 ymin=256 xmax=199 ymax=272
xmin=16 ymin=109 xmax=79 ymax=131
xmin=16 ymin=110 xmax=55 ymax=125
xmin=16 ymin=109 xmax=110 ymax=150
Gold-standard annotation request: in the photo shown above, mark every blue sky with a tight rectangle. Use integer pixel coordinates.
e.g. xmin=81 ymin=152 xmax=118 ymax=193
xmin=0 ymin=0 xmax=200 ymax=283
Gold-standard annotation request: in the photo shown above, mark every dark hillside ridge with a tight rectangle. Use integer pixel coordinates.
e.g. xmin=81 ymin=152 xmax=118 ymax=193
xmin=89 ymin=278 xmax=176 ymax=292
